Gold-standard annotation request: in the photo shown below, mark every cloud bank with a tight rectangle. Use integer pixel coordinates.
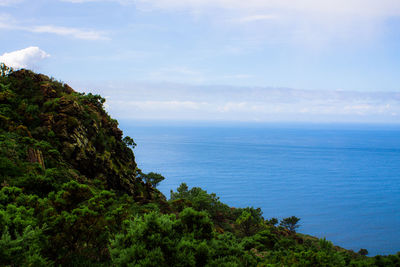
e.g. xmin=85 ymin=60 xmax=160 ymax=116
xmin=0 ymin=47 xmax=50 ymax=69
xmin=72 ymin=81 xmax=400 ymax=123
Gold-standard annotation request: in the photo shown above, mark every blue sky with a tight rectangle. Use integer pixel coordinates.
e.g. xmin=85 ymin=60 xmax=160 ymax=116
xmin=1 ymin=0 xmax=400 ymax=122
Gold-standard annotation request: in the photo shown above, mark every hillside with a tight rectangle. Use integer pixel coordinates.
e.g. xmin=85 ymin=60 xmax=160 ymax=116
xmin=0 ymin=64 xmax=399 ymax=266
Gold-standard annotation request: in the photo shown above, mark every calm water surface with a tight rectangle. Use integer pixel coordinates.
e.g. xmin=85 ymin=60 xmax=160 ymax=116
xmin=120 ymin=121 xmax=400 ymax=256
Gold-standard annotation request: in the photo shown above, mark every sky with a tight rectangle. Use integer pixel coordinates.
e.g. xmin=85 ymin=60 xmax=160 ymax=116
xmin=1 ymin=0 xmax=400 ymax=123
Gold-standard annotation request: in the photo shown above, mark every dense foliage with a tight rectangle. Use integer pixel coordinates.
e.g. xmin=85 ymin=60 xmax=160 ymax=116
xmin=0 ymin=64 xmax=399 ymax=266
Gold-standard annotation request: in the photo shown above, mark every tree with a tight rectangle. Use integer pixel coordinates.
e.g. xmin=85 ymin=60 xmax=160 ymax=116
xmin=279 ymin=216 xmax=300 ymax=232
xmin=358 ymin=248 xmax=368 ymax=256
xmin=267 ymin=217 xmax=278 ymax=226
xmin=0 ymin=63 xmax=13 ymax=77
xmin=235 ymin=208 xmax=264 ymax=236
xmin=82 ymin=93 xmax=105 ymax=109
xmin=236 ymin=211 xmax=256 ymax=236
xmin=122 ymin=136 xmax=136 ymax=149
xmin=143 ymin=172 xmax=165 ymax=188
xmin=170 ymin=183 xmax=189 ymax=200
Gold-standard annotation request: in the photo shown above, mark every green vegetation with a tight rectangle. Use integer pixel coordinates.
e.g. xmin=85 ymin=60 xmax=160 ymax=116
xmin=0 ymin=63 xmax=399 ymax=266
xmin=140 ymin=171 xmax=165 ymax=188
xmin=280 ymin=216 xmax=301 ymax=232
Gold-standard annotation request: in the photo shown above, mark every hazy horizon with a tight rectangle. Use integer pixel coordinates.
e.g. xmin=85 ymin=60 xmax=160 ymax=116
xmin=71 ymin=81 xmax=400 ymax=124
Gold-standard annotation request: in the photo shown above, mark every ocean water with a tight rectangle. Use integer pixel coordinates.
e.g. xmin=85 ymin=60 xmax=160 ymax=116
xmin=120 ymin=121 xmax=400 ymax=256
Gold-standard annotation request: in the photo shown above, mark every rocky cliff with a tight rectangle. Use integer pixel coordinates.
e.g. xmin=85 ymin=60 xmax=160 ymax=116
xmin=0 ymin=66 xmax=154 ymax=200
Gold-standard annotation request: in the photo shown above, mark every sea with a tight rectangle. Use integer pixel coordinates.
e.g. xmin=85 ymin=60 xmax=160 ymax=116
xmin=119 ymin=121 xmax=400 ymax=256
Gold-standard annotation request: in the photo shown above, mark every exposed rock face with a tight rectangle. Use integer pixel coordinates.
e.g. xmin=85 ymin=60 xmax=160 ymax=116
xmin=7 ymin=69 xmax=147 ymax=197
xmin=27 ymin=147 xmax=45 ymax=169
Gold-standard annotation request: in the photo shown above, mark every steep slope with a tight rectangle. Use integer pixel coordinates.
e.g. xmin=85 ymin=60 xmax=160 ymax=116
xmin=0 ymin=64 xmax=168 ymax=265
xmin=0 ymin=66 xmax=154 ymax=200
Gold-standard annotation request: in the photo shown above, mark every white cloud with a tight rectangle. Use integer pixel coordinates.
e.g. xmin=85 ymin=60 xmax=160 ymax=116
xmin=61 ymin=0 xmax=400 ymax=18
xmin=217 ymin=102 xmax=248 ymax=112
xmin=122 ymin=100 xmax=206 ymax=110
xmin=0 ymin=15 xmax=107 ymax=40
xmin=236 ymin=14 xmax=278 ymax=23
xmin=221 ymin=74 xmax=253 ymax=79
xmin=0 ymin=47 xmax=50 ymax=69
xmin=0 ymin=0 xmax=23 ymax=6
xmin=133 ymin=0 xmax=400 ymax=17
xmin=31 ymin=25 xmax=107 ymax=40
xmin=61 ymin=0 xmax=97 ymax=2
xmin=61 ymin=0 xmax=135 ymax=4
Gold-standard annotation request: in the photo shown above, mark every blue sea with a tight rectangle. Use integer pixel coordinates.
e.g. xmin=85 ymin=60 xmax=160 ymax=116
xmin=120 ymin=121 xmax=400 ymax=256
